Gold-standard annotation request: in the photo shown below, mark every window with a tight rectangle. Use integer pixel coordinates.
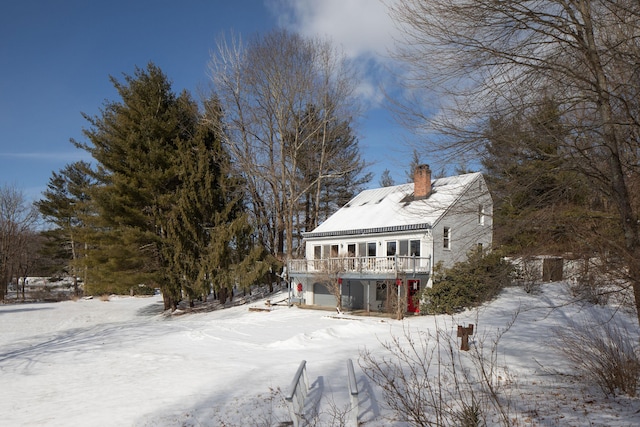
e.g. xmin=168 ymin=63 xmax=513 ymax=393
xmin=367 ymin=242 xmax=377 ymax=257
xmin=399 ymin=240 xmax=409 ymax=256
xmin=410 ymin=239 xmax=420 ymax=256
xmin=347 ymin=243 xmax=356 ymax=257
xmin=314 ymin=246 xmax=321 ymax=260
xmin=322 ymin=245 xmax=330 ymax=259
xmin=358 ymin=242 xmax=366 ymax=257
xmin=386 ymin=241 xmax=396 ymax=256
xmin=478 ymin=204 xmax=485 ymax=225
xmin=443 ymin=227 xmax=451 ymax=250
xmin=330 ymin=244 xmax=339 ymax=257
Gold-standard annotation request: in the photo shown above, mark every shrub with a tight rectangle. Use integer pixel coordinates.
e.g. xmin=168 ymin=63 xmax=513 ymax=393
xmin=552 ymin=312 xmax=640 ymax=397
xmin=568 ymin=260 xmax=610 ymax=305
xmin=422 ymin=250 xmax=513 ymax=314
xmin=512 ymin=257 xmax=542 ymax=294
xmin=131 ymin=284 xmax=156 ymax=296
xmin=360 ymin=321 xmax=516 ymax=426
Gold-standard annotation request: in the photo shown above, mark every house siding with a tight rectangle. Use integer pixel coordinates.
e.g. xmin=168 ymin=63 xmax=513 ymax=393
xmin=433 ymin=175 xmax=493 ymax=269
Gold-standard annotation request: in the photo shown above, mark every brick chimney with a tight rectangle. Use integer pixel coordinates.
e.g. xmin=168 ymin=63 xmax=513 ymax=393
xmin=414 ymin=164 xmax=432 ymax=199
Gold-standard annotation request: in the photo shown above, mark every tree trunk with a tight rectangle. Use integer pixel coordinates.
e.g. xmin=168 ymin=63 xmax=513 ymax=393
xmin=162 ymin=291 xmax=177 ymax=311
xmin=218 ymin=287 xmax=228 ymax=304
xmin=580 ymin=0 xmax=640 ymax=323
xmin=631 ymin=258 xmax=640 ymax=326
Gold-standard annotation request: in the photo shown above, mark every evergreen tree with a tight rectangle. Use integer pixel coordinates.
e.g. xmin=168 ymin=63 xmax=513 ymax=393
xmin=72 ymin=63 xmax=198 ymax=305
xmin=288 ymin=104 xmax=371 ymax=253
xmin=67 ymin=63 xmax=272 ymax=309
xmin=379 ymin=169 xmax=395 ymax=187
xmin=36 ymin=161 xmax=93 ymax=295
xmin=482 ymin=98 xmax=593 ymax=254
xmin=405 ymin=149 xmax=422 ymax=183
xmin=164 ymin=100 xmax=275 ymax=305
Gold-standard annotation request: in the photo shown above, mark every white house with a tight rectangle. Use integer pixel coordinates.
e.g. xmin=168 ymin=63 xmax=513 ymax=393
xmin=287 ymin=165 xmax=493 ymax=313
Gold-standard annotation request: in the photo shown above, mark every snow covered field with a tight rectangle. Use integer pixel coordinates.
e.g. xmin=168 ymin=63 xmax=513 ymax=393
xmin=1 ymin=283 xmax=639 ymax=426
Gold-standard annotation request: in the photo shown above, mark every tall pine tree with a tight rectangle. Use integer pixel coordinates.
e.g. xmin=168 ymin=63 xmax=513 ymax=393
xmin=164 ymin=99 xmax=275 ymax=306
xmin=72 ymin=63 xmax=191 ymax=299
xmin=68 ymin=64 xmax=273 ymax=309
xmin=36 ymin=161 xmax=94 ymax=295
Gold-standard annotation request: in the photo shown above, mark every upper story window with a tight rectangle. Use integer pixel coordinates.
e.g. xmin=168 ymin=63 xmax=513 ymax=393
xmin=314 ymin=245 xmax=321 ymax=260
xmin=322 ymin=245 xmax=330 ymax=258
xmin=478 ymin=204 xmax=485 ymax=225
xmin=358 ymin=242 xmax=366 ymax=257
xmin=367 ymin=242 xmax=377 ymax=257
xmin=386 ymin=241 xmax=397 ymax=256
xmin=330 ymin=244 xmax=339 ymax=257
xmin=399 ymin=240 xmax=409 ymax=256
xmin=443 ymin=226 xmax=451 ymax=250
xmin=347 ymin=243 xmax=356 ymax=257
xmin=410 ymin=239 xmax=421 ymax=256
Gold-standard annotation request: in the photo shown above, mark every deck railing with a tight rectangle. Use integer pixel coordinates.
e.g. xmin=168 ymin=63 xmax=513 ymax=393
xmin=288 ymin=255 xmax=431 ymax=275
xmin=347 ymin=359 xmax=359 ymax=426
xmin=285 ymin=360 xmax=309 ymax=427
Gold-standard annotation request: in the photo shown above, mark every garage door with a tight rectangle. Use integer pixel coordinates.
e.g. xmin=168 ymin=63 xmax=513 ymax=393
xmin=313 ymin=283 xmax=335 ymax=307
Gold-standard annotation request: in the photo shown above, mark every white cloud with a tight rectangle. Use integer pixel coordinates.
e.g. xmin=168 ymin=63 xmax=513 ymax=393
xmin=267 ymin=0 xmax=402 ymax=108
xmin=268 ymin=0 xmax=399 ymax=60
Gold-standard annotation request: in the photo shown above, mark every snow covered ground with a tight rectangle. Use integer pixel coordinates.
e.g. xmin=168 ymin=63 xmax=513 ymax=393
xmin=1 ymin=282 xmax=639 ymax=426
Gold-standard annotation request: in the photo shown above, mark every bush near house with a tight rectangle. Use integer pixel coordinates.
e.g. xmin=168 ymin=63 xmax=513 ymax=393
xmin=421 ymin=250 xmax=514 ymax=314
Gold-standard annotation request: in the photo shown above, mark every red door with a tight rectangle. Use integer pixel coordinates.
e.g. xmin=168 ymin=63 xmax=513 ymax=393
xmin=407 ymin=279 xmax=421 ymax=313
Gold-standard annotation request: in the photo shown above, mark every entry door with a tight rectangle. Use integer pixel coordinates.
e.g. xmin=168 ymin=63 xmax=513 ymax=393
xmin=407 ymin=279 xmax=421 ymax=313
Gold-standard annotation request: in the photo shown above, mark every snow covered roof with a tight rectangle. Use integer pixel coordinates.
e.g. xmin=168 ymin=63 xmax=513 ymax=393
xmin=305 ymin=172 xmax=483 ymax=238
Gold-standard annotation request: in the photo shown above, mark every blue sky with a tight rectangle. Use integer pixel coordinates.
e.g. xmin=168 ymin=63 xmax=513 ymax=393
xmin=1 ymin=0 xmax=414 ymax=201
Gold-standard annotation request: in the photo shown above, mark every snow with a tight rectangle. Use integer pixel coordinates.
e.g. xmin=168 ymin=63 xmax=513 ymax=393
xmin=1 ymin=283 xmax=639 ymax=426
xmin=310 ymin=172 xmax=481 ymax=234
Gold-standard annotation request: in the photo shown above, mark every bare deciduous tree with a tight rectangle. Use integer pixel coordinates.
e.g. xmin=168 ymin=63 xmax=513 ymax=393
xmin=14 ymin=231 xmax=46 ymax=300
xmin=208 ymin=29 xmax=368 ymax=261
xmin=0 ymin=185 xmax=40 ymax=300
xmin=315 ymin=256 xmax=347 ymax=313
xmin=390 ymin=0 xmax=640 ymax=324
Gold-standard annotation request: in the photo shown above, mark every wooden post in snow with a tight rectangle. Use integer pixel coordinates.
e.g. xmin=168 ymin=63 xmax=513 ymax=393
xmin=457 ymin=324 xmax=474 ymax=351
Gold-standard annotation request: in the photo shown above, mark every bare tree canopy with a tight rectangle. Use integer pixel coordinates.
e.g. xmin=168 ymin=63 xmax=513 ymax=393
xmin=0 ymin=184 xmax=40 ymax=300
xmin=208 ymin=29 xmax=370 ymax=260
xmin=390 ymin=0 xmax=640 ymax=323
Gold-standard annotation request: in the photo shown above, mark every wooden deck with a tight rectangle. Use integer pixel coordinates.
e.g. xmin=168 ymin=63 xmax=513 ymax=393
xmin=288 ymin=256 xmax=431 ymax=276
